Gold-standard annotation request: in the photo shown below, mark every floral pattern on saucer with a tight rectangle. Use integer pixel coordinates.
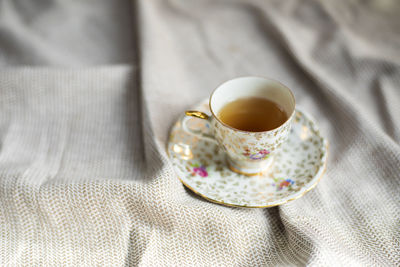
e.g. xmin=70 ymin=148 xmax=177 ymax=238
xmin=168 ymin=100 xmax=328 ymax=208
xmin=272 ymin=178 xmax=295 ymax=191
xmin=190 ymin=162 xmax=209 ymax=177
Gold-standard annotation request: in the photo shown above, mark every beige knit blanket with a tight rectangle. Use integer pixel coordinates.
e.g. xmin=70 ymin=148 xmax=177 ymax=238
xmin=0 ymin=0 xmax=399 ymax=265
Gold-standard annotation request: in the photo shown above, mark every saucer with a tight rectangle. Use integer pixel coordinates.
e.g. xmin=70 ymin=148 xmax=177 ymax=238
xmin=167 ymin=100 xmax=328 ymax=208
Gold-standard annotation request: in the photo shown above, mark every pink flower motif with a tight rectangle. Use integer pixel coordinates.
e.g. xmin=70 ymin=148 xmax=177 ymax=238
xmin=259 ymin=149 xmax=270 ymax=155
xmin=193 ymin=166 xmax=208 ymax=177
xmin=249 ymin=149 xmax=271 ymax=160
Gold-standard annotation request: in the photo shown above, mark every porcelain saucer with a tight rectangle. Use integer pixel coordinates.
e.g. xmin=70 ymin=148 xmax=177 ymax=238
xmin=167 ymin=100 xmax=328 ymax=208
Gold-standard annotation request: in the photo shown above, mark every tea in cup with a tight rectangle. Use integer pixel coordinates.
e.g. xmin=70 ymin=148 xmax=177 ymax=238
xmin=184 ymin=77 xmax=295 ymax=175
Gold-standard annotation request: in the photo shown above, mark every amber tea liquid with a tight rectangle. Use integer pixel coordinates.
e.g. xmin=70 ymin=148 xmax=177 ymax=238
xmin=218 ymin=97 xmax=288 ymax=132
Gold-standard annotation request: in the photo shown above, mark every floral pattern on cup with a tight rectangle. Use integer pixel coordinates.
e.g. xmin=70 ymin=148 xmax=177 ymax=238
xmin=212 ymin=115 xmax=294 ymax=168
xmin=190 ymin=163 xmax=208 ymax=177
xmin=243 ymin=148 xmax=271 ymax=160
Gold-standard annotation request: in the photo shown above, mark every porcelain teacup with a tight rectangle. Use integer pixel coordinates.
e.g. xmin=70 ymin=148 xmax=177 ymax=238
xmin=183 ymin=77 xmax=295 ymax=175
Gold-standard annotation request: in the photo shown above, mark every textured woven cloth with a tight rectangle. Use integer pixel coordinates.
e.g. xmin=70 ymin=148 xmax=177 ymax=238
xmin=0 ymin=0 xmax=399 ymax=266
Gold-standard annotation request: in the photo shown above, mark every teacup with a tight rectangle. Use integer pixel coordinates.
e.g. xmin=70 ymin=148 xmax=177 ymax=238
xmin=183 ymin=76 xmax=295 ymax=175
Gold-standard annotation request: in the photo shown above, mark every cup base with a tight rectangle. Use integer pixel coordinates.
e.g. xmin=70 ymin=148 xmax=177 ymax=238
xmin=227 ymin=156 xmax=274 ymax=176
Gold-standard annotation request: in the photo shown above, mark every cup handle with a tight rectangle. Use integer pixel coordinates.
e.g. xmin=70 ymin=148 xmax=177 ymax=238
xmin=182 ymin=110 xmax=217 ymax=143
